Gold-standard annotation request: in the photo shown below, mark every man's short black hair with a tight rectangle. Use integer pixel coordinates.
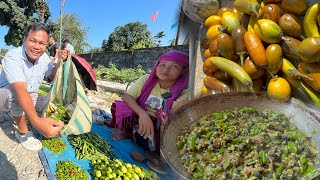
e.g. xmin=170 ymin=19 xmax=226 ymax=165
xmin=26 ymin=22 xmax=50 ymax=38
xmin=63 ymin=39 xmax=69 ymax=43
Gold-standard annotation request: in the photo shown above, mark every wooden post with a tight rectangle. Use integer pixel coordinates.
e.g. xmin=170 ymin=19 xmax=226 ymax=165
xmin=188 ymin=20 xmax=203 ymax=99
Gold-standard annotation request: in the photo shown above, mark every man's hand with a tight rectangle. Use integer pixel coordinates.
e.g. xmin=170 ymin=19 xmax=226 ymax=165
xmin=138 ymin=111 xmax=154 ymax=139
xmin=32 ymin=117 xmax=64 ymax=138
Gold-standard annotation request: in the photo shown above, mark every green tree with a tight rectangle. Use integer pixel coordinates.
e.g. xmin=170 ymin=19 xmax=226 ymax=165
xmin=0 ymin=48 xmax=9 ymax=59
xmin=154 ymin=31 xmax=165 ymax=47
xmin=49 ymin=13 xmax=89 ymax=54
xmin=102 ymin=21 xmax=156 ymax=51
xmin=0 ymin=0 xmax=50 ymax=47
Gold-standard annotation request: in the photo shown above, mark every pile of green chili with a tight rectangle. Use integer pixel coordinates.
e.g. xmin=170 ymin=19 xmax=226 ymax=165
xmin=177 ymin=107 xmax=319 ymax=179
xmin=41 ymin=137 xmax=66 ymax=154
xmin=55 ymin=161 xmax=89 ymax=180
xmin=68 ymin=132 xmax=114 ymax=160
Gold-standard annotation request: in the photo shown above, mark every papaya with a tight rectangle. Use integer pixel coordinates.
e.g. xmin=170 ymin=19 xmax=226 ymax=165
xmin=303 ymin=73 xmax=320 ymax=93
xmin=281 ymin=0 xmax=308 ymax=15
xmin=267 ymin=77 xmax=291 ymax=102
xmin=243 ymin=56 xmax=265 ymax=79
xmin=203 ymin=76 xmax=231 ymax=92
xmin=204 ymin=15 xmax=222 ymax=30
xmin=217 ymin=7 xmax=233 ymax=17
xmin=280 ymin=36 xmax=302 ymax=66
xmin=208 ymin=38 xmax=219 ymax=56
xmin=200 ymin=39 xmax=210 ymax=50
xmin=232 ymin=8 xmax=242 ymax=21
xmin=279 ymin=14 xmax=304 ymax=40
xmin=234 ymin=0 xmax=260 ymax=17
xmin=231 ymin=25 xmax=247 ymax=66
xmin=253 ymin=19 xmax=284 ymax=43
xmin=221 ymin=11 xmax=240 ymax=34
xmin=247 ymin=1 xmax=265 ymax=32
xmin=261 ymin=4 xmax=281 ymax=24
xmin=206 ymin=25 xmax=227 ymax=42
xmin=203 ymin=58 xmax=218 ymax=76
xmin=298 ymin=62 xmax=320 ymax=74
xmin=298 ymin=37 xmax=320 ymax=63
xmin=244 ymin=31 xmax=267 ymax=66
xmin=266 ymin=44 xmax=282 ymax=76
xmin=204 ymin=49 xmax=212 ymax=59
xmin=201 ymin=86 xmax=215 ymax=96
xmin=217 ymin=33 xmax=235 ymax=60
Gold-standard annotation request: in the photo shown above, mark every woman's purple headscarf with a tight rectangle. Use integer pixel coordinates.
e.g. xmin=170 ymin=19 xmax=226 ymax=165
xmin=136 ymin=50 xmax=189 ymax=113
xmin=110 ymin=50 xmax=189 ymax=130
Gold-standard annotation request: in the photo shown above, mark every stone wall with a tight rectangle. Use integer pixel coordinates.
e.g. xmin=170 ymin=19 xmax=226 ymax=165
xmin=79 ymin=45 xmax=188 ymax=72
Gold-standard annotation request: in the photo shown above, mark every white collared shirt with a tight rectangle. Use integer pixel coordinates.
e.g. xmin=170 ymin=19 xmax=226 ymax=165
xmin=0 ymin=45 xmax=54 ymax=92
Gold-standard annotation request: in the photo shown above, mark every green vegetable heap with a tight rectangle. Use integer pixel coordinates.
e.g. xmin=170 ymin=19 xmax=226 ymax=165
xmin=177 ymin=107 xmax=319 ymax=179
xmin=46 ymin=103 xmax=71 ymax=124
xmin=68 ymin=132 xmax=114 ymax=160
xmin=91 ymin=155 xmax=159 ymax=180
xmin=41 ymin=137 xmax=66 ymax=154
xmin=55 ymin=161 xmax=89 ymax=180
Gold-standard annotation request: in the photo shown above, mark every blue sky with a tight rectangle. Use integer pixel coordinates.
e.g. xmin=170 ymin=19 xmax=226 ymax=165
xmin=0 ymin=0 xmax=183 ymax=50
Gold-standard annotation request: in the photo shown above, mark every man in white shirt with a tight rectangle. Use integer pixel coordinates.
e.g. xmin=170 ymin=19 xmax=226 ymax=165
xmin=0 ymin=22 xmax=64 ymax=151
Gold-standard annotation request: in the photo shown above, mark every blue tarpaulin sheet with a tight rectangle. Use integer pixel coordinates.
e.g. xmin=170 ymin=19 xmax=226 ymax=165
xmin=39 ymin=124 xmax=173 ymax=180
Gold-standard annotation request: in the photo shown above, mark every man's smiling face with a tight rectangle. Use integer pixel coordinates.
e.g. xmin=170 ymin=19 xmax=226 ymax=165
xmin=24 ymin=30 xmax=48 ymax=63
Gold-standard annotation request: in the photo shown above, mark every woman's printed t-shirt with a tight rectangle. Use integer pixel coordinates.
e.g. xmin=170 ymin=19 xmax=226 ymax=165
xmin=126 ymin=74 xmax=188 ymax=117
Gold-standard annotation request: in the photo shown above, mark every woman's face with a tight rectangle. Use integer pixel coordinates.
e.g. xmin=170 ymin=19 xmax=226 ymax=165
xmin=156 ymin=61 xmax=184 ymax=82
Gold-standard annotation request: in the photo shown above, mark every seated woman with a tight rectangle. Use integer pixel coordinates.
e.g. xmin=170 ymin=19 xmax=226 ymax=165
xmin=109 ymin=50 xmax=189 ymax=173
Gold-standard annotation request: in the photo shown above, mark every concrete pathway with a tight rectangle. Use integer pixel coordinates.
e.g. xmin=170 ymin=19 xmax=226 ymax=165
xmin=0 ymin=112 xmax=46 ymax=180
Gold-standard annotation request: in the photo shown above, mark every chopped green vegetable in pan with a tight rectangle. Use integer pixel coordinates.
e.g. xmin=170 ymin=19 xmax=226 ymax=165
xmin=177 ymin=107 xmax=319 ymax=179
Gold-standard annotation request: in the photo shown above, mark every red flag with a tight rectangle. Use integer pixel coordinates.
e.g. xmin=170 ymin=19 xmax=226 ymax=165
xmin=151 ymin=11 xmax=159 ymax=22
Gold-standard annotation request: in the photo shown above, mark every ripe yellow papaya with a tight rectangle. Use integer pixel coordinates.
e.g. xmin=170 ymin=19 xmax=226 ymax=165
xmin=253 ymin=19 xmax=284 ymax=43
xmin=203 ymin=76 xmax=231 ymax=92
xmin=298 ymin=37 xmax=320 ymax=63
xmin=266 ymin=44 xmax=282 ymax=76
xmin=206 ymin=25 xmax=227 ymax=42
xmin=221 ymin=11 xmax=240 ymax=34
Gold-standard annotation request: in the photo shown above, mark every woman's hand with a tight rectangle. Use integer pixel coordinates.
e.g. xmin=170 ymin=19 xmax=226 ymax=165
xmin=138 ymin=111 xmax=154 ymax=139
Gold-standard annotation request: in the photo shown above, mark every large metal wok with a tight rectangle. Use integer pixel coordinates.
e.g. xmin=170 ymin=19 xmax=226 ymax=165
xmin=161 ymin=92 xmax=320 ymax=179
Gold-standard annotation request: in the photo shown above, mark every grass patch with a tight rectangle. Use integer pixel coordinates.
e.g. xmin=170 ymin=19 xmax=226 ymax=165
xmin=94 ymin=63 xmax=146 ymax=84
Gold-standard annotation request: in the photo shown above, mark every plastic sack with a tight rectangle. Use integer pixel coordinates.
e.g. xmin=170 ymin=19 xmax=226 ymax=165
xmin=42 ymin=55 xmax=92 ymax=135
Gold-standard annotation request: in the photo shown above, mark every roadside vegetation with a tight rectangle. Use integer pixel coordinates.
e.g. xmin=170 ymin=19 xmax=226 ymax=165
xmin=94 ymin=63 xmax=146 ymax=84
